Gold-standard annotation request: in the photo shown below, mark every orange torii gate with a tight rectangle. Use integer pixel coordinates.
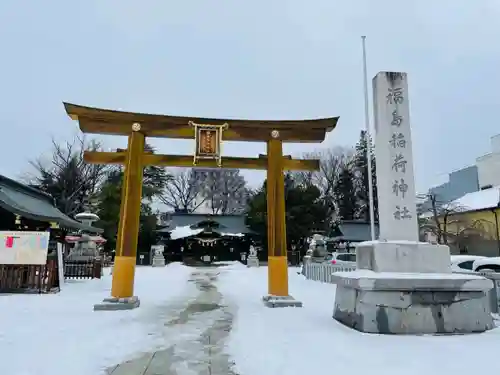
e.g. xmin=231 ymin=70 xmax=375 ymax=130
xmin=63 ymin=103 xmax=338 ymax=309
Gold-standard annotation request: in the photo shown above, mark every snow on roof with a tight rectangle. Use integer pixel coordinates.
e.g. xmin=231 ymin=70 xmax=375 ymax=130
xmin=448 ymin=186 xmax=500 ymax=213
xmin=169 ymin=225 xmax=203 ymax=240
xmin=220 ymin=232 xmax=244 ymax=237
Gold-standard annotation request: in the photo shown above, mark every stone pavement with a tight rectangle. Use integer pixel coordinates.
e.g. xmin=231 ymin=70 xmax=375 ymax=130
xmin=105 ymin=268 xmax=237 ymax=375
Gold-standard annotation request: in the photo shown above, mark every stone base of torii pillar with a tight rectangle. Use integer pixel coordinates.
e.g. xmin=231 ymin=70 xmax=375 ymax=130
xmin=331 ymin=240 xmax=494 ymax=334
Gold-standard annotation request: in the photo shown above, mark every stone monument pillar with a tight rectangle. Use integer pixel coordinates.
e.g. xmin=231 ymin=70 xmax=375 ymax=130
xmin=151 ymin=245 xmax=166 ymax=267
xmin=332 ymin=72 xmax=494 ymax=334
xmin=247 ymin=245 xmax=259 ymax=267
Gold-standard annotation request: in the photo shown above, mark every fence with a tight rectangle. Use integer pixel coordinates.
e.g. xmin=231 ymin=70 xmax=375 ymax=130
xmin=302 ymin=262 xmax=356 ymax=283
xmin=302 ymin=262 xmax=500 ymax=313
xmin=64 ymin=260 xmax=102 ymax=280
xmin=0 ymin=260 xmax=59 ymax=293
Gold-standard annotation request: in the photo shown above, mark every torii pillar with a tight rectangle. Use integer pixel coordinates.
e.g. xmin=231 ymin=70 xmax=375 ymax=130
xmin=95 ymin=123 xmax=145 ymax=310
xmin=262 ymin=131 xmax=302 ymax=307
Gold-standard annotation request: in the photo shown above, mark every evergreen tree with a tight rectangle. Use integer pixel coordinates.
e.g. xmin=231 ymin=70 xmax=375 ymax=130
xmin=353 ymin=130 xmax=378 ymax=221
xmin=334 ymin=163 xmax=357 ymax=220
xmin=245 ymin=174 xmax=329 ymax=247
xmin=95 ymin=144 xmax=169 ymax=253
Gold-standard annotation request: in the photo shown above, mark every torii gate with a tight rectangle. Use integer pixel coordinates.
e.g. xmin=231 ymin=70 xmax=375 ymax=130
xmin=63 ymin=103 xmax=338 ymax=309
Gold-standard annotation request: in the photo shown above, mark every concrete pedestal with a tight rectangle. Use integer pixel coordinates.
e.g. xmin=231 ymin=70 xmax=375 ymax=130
xmin=247 ymin=255 xmax=259 ymax=267
xmin=262 ymin=295 xmax=303 ymax=308
xmin=356 ymin=240 xmax=451 ymax=273
xmin=152 ymin=255 xmax=166 ymax=267
xmin=332 ymin=241 xmax=495 ymax=334
xmin=94 ymin=296 xmax=140 ymax=311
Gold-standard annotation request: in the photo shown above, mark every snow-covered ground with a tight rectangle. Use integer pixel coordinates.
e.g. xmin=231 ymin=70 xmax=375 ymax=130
xmin=0 ymin=263 xmax=195 ymax=375
xmin=3 ymin=262 xmax=500 ymax=375
xmin=218 ymin=263 xmax=500 ymax=375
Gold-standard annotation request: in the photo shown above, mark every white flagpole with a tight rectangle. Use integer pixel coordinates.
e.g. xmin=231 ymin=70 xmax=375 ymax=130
xmin=362 ymin=36 xmax=376 ymax=240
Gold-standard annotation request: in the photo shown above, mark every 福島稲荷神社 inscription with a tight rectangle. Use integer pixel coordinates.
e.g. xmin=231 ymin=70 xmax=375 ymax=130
xmin=373 ymin=72 xmax=418 ymax=241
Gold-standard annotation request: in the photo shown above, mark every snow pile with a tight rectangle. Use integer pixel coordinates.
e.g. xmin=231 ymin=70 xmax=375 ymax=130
xmin=0 ymin=263 xmax=193 ymax=375
xmin=217 ymin=266 xmax=500 ymax=375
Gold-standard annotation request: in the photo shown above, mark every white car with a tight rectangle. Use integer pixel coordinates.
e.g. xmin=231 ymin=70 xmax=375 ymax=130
xmin=450 ymin=255 xmax=486 ymax=272
xmin=472 ymin=257 xmax=500 ymax=272
xmin=325 ymin=253 xmax=356 ymax=267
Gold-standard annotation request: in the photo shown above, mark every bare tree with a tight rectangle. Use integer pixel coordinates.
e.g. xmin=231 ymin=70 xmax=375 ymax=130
xmin=294 ymin=146 xmax=355 ymax=220
xmin=27 ymin=135 xmax=108 ymax=216
xmin=453 ymin=218 xmax=495 ymax=249
xmin=192 ymin=168 xmax=249 ymax=214
xmin=158 ymin=169 xmax=205 ymax=213
xmin=419 ymin=193 xmax=469 ymax=245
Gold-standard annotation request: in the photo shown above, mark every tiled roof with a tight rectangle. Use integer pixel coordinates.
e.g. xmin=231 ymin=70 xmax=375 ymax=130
xmin=0 ymin=175 xmax=102 ymax=232
xmin=331 ymin=220 xmax=379 ymax=242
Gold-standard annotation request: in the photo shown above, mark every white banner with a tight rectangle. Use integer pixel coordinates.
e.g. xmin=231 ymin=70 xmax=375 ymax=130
xmin=0 ymin=231 xmax=50 ymax=265
xmin=57 ymin=242 xmax=65 ymax=287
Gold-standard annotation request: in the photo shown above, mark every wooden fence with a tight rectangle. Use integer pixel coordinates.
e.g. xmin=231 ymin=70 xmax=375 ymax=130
xmin=0 ymin=258 xmax=102 ymax=294
xmin=64 ymin=260 xmax=102 ymax=280
xmin=0 ymin=260 xmax=59 ymax=293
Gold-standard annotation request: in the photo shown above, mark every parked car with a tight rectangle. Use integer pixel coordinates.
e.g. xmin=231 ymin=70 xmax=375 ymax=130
xmin=450 ymin=255 xmax=486 ymax=272
xmin=472 ymin=257 xmax=500 ymax=272
xmin=324 ymin=253 xmax=356 ymax=266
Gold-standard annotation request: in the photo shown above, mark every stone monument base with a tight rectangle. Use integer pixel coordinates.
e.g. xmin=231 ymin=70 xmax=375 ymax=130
xmin=332 ymin=240 xmax=495 ymax=334
xmin=247 ymin=255 xmax=259 ymax=267
xmin=332 ymin=271 xmax=493 ymax=334
xmin=152 ymin=256 xmax=166 ymax=267
xmin=94 ymin=296 xmax=140 ymax=311
xmin=356 ymin=240 xmax=452 ymax=273
xmin=262 ymin=295 xmax=303 ymax=308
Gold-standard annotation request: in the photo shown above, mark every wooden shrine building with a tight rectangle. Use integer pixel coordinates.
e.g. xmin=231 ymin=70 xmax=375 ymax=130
xmin=0 ymin=174 xmax=103 ymax=293
xmin=157 ymin=213 xmax=256 ymax=264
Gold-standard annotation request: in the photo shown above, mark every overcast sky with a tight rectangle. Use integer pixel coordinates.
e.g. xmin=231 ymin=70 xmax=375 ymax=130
xmin=1 ymin=0 xmax=499 ymax=193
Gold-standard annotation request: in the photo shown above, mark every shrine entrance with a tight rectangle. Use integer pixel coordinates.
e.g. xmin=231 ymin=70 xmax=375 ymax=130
xmin=64 ymin=103 xmax=338 ymax=306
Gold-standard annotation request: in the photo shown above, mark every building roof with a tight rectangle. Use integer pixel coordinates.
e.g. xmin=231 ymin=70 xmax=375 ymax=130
xmin=157 ymin=213 xmax=253 ymax=235
xmin=330 ymin=220 xmax=379 ymax=242
xmin=0 ymin=175 xmax=102 ymax=232
xmin=447 ymin=186 xmax=500 ymax=213
xmin=64 ymin=102 xmax=339 ymax=143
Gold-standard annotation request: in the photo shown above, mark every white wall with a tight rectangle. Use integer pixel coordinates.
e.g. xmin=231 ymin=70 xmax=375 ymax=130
xmin=477 ymin=134 xmax=500 ymax=189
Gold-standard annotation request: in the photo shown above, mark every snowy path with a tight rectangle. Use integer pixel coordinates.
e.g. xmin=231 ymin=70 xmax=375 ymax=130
xmin=106 ymin=268 xmax=235 ymax=375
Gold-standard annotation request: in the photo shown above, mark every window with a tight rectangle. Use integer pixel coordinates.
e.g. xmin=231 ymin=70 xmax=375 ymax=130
xmin=457 ymin=260 xmax=474 ymax=270
xmin=336 ymin=254 xmax=356 ymax=262
xmin=347 ymin=254 xmax=357 ymax=262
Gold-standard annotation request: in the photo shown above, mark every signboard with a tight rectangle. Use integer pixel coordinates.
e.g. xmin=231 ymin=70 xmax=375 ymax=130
xmin=0 ymin=231 xmax=50 ymax=265
xmin=198 ymin=128 xmax=218 ymax=156
xmin=189 ymin=121 xmax=228 ymax=166
xmin=372 ymin=72 xmax=418 ymax=241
